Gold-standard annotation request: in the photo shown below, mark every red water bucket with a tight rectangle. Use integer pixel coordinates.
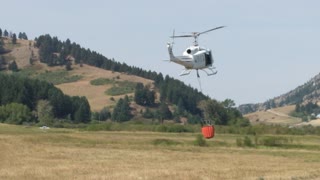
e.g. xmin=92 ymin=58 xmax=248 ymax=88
xmin=201 ymin=125 xmax=215 ymax=139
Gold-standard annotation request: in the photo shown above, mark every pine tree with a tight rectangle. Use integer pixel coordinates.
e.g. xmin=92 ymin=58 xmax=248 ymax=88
xmin=158 ymin=101 xmax=172 ymax=120
xmin=0 ymin=28 xmax=2 ymax=37
xmin=74 ymin=104 xmax=86 ymax=123
xmin=134 ymin=83 xmax=145 ymax=105
xmin=12 ymin=33 xmax=17 ymax=44
xmin=65 ymin=60 xmax=72 ymax=71
xmin=22 ymin=32 xmax=28 ymax=40
xmin=0 ymin=56 xmax=5 ymax=69
xmin=0 ymin=39 xmax=5 ymax=54
xmin=8 ymin=61 xmax=18 ymax=72
xmin=99 ymin=107 xmax=111 ymax=121
xmin=3 ymin=30 xmax=8 ymax=37
xmin=112 ymin=96 xmax=131 ymax=122
xmin=134 ymin=83 xmax=155 ymax=106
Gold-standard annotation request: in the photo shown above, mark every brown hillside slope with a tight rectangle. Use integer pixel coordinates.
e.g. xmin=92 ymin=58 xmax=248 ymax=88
xmin=2 ymin=38 xmax=39 ymax=68
xmin=245 ymin=105 xmax=302 ymax=125
xmin=56 ymin=64 xmax=153 ymax=111
xmin=245 ymin=103 xmax=320 ymax=127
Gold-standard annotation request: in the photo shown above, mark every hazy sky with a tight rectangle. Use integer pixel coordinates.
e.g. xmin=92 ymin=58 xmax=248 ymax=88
xmin=2 ymin=0 xmax=320 ymax=105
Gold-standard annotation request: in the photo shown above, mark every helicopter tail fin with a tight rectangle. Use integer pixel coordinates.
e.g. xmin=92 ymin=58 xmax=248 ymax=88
xmin=167 ymin=42 xmax=175 ymax=61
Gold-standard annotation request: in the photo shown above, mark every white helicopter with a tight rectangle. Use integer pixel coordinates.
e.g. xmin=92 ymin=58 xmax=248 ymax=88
xmin=167 ymin=26 xmax=225 ymax=77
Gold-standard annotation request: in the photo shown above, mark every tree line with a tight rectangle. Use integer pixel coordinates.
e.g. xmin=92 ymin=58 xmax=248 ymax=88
xmin=0 ymin=74 xmax=91 ymax=124
xmin=0 ymin=28 xmax=27 ymax=40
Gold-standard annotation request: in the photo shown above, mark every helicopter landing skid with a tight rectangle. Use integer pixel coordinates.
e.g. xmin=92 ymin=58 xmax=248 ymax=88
xmin=179 ymin=69 xmax=192 ymax=76
xmin=202 ymin=67 xmax=217 ymax=76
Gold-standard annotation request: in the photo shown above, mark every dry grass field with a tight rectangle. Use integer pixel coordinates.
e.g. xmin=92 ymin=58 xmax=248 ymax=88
xmin=1 ymin=123 xmax=320 ymax=180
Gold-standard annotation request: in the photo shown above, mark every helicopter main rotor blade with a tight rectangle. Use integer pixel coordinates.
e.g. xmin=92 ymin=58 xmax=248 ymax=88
xmin=198 ymin=26 xmax=225 ymax=36
xmin=170 ymin=35 xmax=193 ymax=38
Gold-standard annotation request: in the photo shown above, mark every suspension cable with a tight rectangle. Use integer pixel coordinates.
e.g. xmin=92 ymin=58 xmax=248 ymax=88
xmin=196 ymin=70 xmax=202 ymax=92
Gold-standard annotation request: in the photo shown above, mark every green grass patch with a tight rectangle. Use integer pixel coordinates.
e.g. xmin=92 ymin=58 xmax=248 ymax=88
xmin=155 ymin=124 xmax=195 ymax=133
xmin=16 ymin=68 xmax=83 ymax=84
xmin=36 ymin=70 xmax=83 ymax=85
xmin=105 ymin=80 xmax=137 ymax=96
xmin=90 ymin=78 xmax=115 ymax=86
xmin=152 ymin=139 xmax=181 ymax=146
xmin=0 ymin=123 xmax=71 ymax=135
xmin=84 ymin=122 xmax=198 ymax=133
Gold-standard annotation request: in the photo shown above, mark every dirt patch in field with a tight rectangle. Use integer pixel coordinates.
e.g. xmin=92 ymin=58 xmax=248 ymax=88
xmin=294 ymin=119 xmax=320 ymax=127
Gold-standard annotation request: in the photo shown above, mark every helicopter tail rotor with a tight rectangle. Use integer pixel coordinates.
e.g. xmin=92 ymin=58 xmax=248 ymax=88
xmin=171 ymin=29 xmax=175 ymax=45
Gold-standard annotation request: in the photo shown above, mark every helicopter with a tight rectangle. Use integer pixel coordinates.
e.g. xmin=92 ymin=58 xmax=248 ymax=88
xmin=166 ymin=26 xmax=225 ymax=77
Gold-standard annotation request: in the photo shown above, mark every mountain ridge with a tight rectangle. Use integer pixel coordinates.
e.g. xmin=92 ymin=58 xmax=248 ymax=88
xmin=239 ymin=72 xmax=320 ymax=114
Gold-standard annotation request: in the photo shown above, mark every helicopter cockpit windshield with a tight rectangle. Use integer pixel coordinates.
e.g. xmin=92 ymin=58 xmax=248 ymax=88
xmin=205 ymin=50 xmax=213 ymax=66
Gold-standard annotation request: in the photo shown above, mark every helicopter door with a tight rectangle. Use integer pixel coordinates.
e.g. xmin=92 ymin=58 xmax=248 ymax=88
xmin=205 ymin=51 xmax=213 ymax=66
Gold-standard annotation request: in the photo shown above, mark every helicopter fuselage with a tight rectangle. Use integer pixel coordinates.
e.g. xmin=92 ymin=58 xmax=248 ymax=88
xmin=167 ymin=43 xmax=216 ymax=76
xmin=166 ymin=26 xmax=224 ymax=76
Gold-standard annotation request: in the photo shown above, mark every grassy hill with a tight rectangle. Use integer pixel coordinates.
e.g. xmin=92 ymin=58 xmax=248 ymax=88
xmin=1 ymin=38 xmax=154 ymax=112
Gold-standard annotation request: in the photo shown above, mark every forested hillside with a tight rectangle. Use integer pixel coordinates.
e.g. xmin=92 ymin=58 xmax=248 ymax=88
xmin=0 ymin=27 xmax=247 ymax=126
xmin=34 ymin=34 xmax=207 ymax=115
xmin=35 ymin=34 xmax=248 ymax=125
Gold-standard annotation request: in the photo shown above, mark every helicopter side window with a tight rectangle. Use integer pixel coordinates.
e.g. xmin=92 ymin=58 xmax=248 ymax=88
xmin=186 ymin=49 xmax=191 ymax=54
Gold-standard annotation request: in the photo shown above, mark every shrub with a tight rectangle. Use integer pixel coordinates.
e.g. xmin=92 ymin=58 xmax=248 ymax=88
xmin=0 ymin=103 xmax=32 ymax=124
xmin=194 ymin=134 xmax=207 ymax=147
xmin=86 ymin=123 xmax=112 ymax=131
xmin=243 ymin=136 xmax=253 ymax=147
xmin=236 ymin=136 xmax=254 ymax=147
xmin=106 ymin=85 xmax=135 ymax=96
xmin=167 ymin=124 xmax=191 ymax=132
xmin=236 ymin=138 xmax=243 ymax=147
xmin=259 ymin=136 xmax=290 ymax=147
xmin=155 ymin=124 xmax=194 ymax=133
xmin=90 ymin=78 xmax=114 ymax=86
xmin=155 ymin=125 xmax=168 ymax=132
